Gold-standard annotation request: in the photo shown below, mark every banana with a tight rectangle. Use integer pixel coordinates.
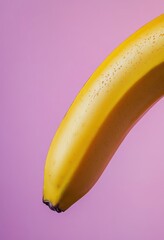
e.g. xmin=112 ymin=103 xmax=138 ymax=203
xmin=43 ymin=14 xmax=164 ymax=212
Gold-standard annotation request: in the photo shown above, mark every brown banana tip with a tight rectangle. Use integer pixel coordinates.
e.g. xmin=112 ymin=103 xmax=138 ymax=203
xmin=42 ymin=198 xmax=62 ymax=213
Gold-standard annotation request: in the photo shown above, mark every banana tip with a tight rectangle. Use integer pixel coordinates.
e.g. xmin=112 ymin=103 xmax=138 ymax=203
xmin=42 ymin=198 xmax=63 ymax=213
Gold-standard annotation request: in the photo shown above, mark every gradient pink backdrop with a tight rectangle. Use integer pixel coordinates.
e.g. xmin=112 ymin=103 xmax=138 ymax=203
xmin=1 ymin=1 xmax=164 ymax=239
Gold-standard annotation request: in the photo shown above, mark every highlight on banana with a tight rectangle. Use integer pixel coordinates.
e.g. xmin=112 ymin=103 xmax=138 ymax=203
xmin=43 ymin=14 xmax=164 ymax=212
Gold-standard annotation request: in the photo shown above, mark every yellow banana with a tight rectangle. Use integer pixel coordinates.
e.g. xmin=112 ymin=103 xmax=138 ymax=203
xmin=43 ymin=14 xmax=164 ymax=212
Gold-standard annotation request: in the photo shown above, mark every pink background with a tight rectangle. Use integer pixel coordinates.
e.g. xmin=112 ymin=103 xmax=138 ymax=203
xmin=1 ymin=1 xmax=164 ymax=239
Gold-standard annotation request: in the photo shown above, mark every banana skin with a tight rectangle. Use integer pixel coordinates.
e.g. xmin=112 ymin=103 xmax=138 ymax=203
xmin=43 ymin=15 xmax=164 ymax=212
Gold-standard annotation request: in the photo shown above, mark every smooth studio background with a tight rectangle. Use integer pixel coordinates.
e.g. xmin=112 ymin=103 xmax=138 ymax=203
xmin=1 ymin=1 xmax=164 ymax=239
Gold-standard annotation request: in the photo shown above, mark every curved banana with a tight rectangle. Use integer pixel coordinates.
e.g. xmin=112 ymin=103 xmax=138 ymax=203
xmin=43 ymin=15 xmax=164 ymax=212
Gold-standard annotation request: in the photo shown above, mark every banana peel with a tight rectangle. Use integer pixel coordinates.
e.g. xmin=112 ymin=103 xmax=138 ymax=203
xmin=43 ymin=14 xmax=164 ymax=212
